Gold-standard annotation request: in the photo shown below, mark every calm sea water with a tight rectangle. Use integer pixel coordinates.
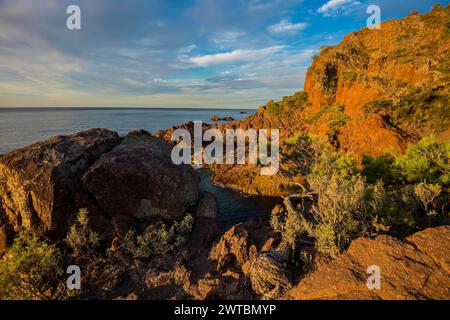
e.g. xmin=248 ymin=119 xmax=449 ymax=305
xmin=0 ymin=107 xmax=280 ymax=224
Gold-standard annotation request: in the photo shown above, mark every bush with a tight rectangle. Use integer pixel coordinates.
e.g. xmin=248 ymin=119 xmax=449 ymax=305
xmin=362 ymin=137 xmax=449 ymax=186
xmin=362 ymin=99 xmax=393 ymax=116
xmin=282 ymin=91 xmax=308 ymax=109
xmin=328 ymin=114 xmax=351 ymax=128
xmin=0 ymin=231 xmax=64 ymax=300
xmin=362 ymin=154 xmax=397 ymax=184
xmin=266 ymin=100 xmax=284 ymax=118
xmin=66 ymin=209 xmax=100 ymax=261
xmin=394 ymin=137 xmax=449 ymax=185
xmin=122 ymin=214 xmax=194 ymax=259
xmin=307 ymin=172 xmax=372 ymax=258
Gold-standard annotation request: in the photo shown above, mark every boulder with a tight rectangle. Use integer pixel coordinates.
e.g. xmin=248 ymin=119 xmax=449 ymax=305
xmin=0 ymin=128 xmax=120 ymax=237
xmin=82 ymin=130 xmax=199 ymax=221
xmin=283 ymin=226 xmax=450 ymax=300
xmin=210 ymin=115 xmax=221 ymax=122
xmin=0 ymin=128 xmax=201 ymax=244
xmin=209 ymin=223 xmax=250 ymax=268
xmin=249 ymin=242 xmax=293 ymax=299
xmin=208 ymin=219 xmax=279 ymax=275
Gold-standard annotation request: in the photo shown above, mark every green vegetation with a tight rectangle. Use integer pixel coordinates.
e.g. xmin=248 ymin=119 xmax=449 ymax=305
xmin=363 ymin=137 xmax=449 ymax=185
xmin=122 ymin=214 xmax=193 ymax=259
xmin=362 ymin=88 xmax=450 ymax=133
xmin=0 ymin=231 xmax=64 ymax=300
xmin=266 ymin=91 xmax=309 ymax=118
xmin=66 ymin=208 xmax=100 ymax=260
xmin=307 ymin=105 xmax=335 ymax=122
xmin=343 ymin=71 xmax=357 ymax=83
xmin=328 ymin=114 xmax=351 ymax=128
xmin=0 ymin=209 xmax=195 ymax=300
xmin=285 ymin=131 xmax=305 ymax=146
xmin=278 ymin=135 xmax=449 ymax=259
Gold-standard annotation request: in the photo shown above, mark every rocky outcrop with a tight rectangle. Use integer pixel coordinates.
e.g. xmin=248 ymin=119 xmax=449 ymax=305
xmin=211 ymin=115 xmax=235 ymax=122
xmin=82 ymin=130 xmax=199 ymax=221
xmin=208 ymin=220 xmax=279 ymax=275
xmin=0 ymin=129 xmax=200 ymax=245
xmin=154 ymin=6 xmax=450 ymax=197
xmin=283 ymin=226 xmax=450 ymax=300
xmin=0 ymin=128 xmax=121 ymax=238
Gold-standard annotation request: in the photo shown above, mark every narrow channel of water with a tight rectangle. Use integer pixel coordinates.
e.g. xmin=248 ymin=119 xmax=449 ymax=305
xmin=198 ymin=168 xmax=281 ymax=226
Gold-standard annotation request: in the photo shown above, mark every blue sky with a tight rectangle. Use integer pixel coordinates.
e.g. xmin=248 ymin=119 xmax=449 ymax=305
xmin=0 ymin=0 xmax=448 ymax=108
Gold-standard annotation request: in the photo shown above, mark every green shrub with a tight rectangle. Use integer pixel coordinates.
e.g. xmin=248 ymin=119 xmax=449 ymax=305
xmin=362 ymin=154 xmax=397 ymax=184
xmin=266 ymin=100 xmax=284 ymax=118
xmin=394 ymin=137 xmax=449 ymax=185
xmin=362 ymin=137 xmax=449 ymax=186
xmin=122 ymin=214 xmax=194 ymax=259
xmin=285 ymin=131 xmax=305 ymax=146
xmin=362 ymin=99 xmax=394 ymax=116
xmin=0 ymin=231 xmax=64 ymax=300
xmin=328 ymin=114 xmax=351 ymax=128
xmin=66 ymin=209 xmax=100 ymax=260
xmin=282 ymin=91 xmax=308 ymax=109
xmin=307 ymin=172 xmax=372 ymax=258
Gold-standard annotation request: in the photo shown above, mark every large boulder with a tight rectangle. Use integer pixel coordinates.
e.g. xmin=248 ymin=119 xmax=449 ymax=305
xmin=0 ymin=129 xmax=120 ymax=237
xmin=0 ymin=128 xmax=201 ymax=246
xmin=283 ymin=226 xmax=450 ymax=300
xmin=249 ymin=242 xmax=293 ymax=299
xmin=82 ymin=130 xmax=199 ymax=220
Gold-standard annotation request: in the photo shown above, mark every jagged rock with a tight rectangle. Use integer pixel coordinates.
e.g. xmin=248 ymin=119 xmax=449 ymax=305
xmin=249 ymin=242 xmax=293 ymax=299
xmin=82 ymin=130 xmax=199 ymax=221
xmin=209 ymin=219 xmax=278 ymax=276
xmin=283 ymin=226 xmax=450 ymax=300
xmin=194 ymin=273 xmax=253 ymax=300
xmin=209 ymin=223 xmax=250 ymax=268
xmin=211 ymin=115 xmax=221 ymax=121
xmin=0 ymin=128 xmax=121 ymax=238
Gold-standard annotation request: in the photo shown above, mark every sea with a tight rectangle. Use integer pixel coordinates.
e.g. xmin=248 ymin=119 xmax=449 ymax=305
xmin=0 ymin=107 xmax=280 ymax=225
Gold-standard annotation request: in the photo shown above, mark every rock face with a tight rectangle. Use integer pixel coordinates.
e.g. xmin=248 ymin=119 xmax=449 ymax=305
xmin=0 ymin=129 xmax=120 ymax=237
xmin=82 ymin=130 xmax=199 ymax=220
xmin=0 ymin=129 xmax=200 ymax=244
xmin=283 ymin=226 xmax=450 ymax=300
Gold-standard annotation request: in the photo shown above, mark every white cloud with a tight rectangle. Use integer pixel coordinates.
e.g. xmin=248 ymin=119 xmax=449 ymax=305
xmin=268 ymin=19 xmax=308 ymax=35
xmin=317 ymin=0 xmax=361 ymax=16
xmin=178 ymin=44 xmax=197 ymax=53
xmin=183 ymin=46 xmax=287 ymax=67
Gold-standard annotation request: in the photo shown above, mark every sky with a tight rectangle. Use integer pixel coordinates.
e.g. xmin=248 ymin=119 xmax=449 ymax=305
xmin=0 ymin=0 xmax=448 ymax=108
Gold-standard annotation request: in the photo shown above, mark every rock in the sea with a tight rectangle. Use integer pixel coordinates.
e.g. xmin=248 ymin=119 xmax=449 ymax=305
xmin=82 ymin=130 xmax=200 ymax=220
xmin=211 ymin=115 xmax=221 ymax=121
xmin=0 ymin=128 xmax=120 ymax=237
xmin=283 ymin=226 xmax=450 ymax=300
